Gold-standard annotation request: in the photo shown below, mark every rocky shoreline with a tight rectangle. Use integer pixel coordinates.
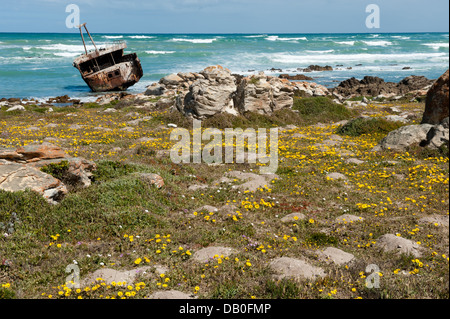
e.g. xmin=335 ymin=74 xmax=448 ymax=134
xmin=1 ymin=66 xmax=447 ymax=153
xmin=0 ymin=64 xmax=437 ymax=112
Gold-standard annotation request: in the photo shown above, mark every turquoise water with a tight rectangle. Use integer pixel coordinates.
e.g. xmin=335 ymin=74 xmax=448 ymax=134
xmin=0 ymin=32 xmax=448 ymax=101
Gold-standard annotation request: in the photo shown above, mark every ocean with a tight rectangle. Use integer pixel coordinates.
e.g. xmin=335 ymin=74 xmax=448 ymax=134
xmin=0 ymin=32 xmax=448 ymax=102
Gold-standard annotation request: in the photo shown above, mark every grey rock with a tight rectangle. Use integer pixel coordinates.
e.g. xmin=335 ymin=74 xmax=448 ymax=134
xmin=269 ymin=257 xmax=325 ymax=281
xmin=176 ymin=65 xmax=237 ymax=119
xmin=319 ymin=247 xmax=355 ymax=265
xmin=192 ymin=246 xmax=237 ymax=263
xmin=6 ymin=105 xmax=25 ymax=112
xmin=372 ymin=124 xmax=434 ymax=152
xmin=418 ymin=215 xmax=449 ymax=227
xmin=160 ymin=74 xmax=184 ymax=86
xmin=281 ymin=213 xmax=306 ymax=223
xmin=81 ymin=266 xmax=153 ymax=286
xmin=336 ymin=214 xmax=364 ymax=224
xmin=148 ymin=290 xmax=195 ymax=299
xmin=145 ymin=83 xmax=166 ymax=96
xmin=375 ymin=234 xmax=422 ymax=257
xmin=326 ymin=172 xmax=347 ymax=180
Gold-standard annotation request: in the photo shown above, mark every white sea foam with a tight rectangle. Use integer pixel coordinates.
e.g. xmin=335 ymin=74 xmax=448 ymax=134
xmin=266 ymin=36 xmax=307 ymax=42
xmin=269 ymin=52 xmax=448 ymax=65
xmin=103 ymin=35 xmax=124 ymax=39
xmin=145 ymin=50 xmax=175 ymax=54
xmin=36 ymin=43 xmax=91 ymax=52
xmin=422 ymin=43 xmax=449 ymax=50
xmin=335 ymin=41 xmax=355 ymax=45
xmin=306 ymin=50 xmax=335 ymax=54
xmin=244 ymin=35 xmax=267 ymax=38
xmin=391 ymin=35 xmax=411 ymax=40
xmin=29 ymin=67 xmax=50 ymax=71
xmin=129 ymin=35 xmax=155 ymax=39
xmin=36 ymin=43 xmax=109 ymax=54
xmin=170 ymin=38 xmax=217 ymax=44
xmin=362 ymin=40 xmax=393 ymax=46
xmin=53 ymin=52 xmax=81 ymax=57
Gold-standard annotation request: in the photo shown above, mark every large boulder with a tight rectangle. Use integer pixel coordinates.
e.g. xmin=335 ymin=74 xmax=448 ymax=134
xmin=375 ymin=234 xmax=422 ymax=257
xmin=372 ymin=123 xmax=448 ymax=152
xmin=294 ymin=81 xmax=330 ymax=97
xmin=397 ymin=75 xmax=434 ymax=95
xmin=332 ymin=75 xmax=434 ymax=98
xmin=279 ymin=74 xmax=313 ymax=81
xmin=372 ymin=124 xmax=433 ymax=151
xmin=176 ymin=65 xmax=238 ymax=119
xmin=302 ymin=65 xmax=333 ymax=72
xmin=144 ymin=83 xmax=166 ymax=96
xmin=421 ymin=69 xmax=449 ymax=125
xmin=160 ymin=73 xmax=184 ymax=87
xmin=0 ymin=161 xmax=67 ymax=204
xmin=0 ymin=143 xmax=96 ymax=203
xmin=234 ymin=73 xmax=294 ymax=114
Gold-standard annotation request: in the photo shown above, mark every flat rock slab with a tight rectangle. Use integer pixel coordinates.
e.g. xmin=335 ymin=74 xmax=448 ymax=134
xmin=281 ymin=213 xmax=306 ymax=223
xmin=375 ymin=234 xmax=422 ymax=257
xmin=194 ymin=205 xmax=219 ymax=213
xmin=318 ymin=247 xmax=355 ymax=265
xmin=148 ymin=290 xmax=195 ymax=299
xmin=82 ymin=266 xmax=153 ymax=286
xmin=269 ymin=257 xmax=325 ymax=281
xmin=346 ymin=158 xmax=365 ymax=165
xmin=418 ymin=215 xmax=449 ymax=227
xmin=69 ymin=124 xmax=84 ymax=130
xmin=120 ymin=127 xmax=135 ymax=132
xmin=226 ymin=171 xmax=279 ymax=192
xmin=188 ymin=184 xmax=209 ymax=191
xmin=326 ymin=172 xmax=347 ymax=180
xmin=335 ymin=214 xmax=364 ymax=224
xmin=0 ymin=162 xmax=67 ymax=204
xmin=192 ymin=246 xmax=237 ymax=263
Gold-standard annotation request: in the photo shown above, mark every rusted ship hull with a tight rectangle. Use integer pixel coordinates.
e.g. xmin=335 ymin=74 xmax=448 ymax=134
xmin=81 ymin=58 xmax=143 ymax=92
xmin=73 ymin=24 xmax=143 ymax=92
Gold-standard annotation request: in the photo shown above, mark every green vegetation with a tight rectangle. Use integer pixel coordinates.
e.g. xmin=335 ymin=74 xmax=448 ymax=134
xmin=0 ymin=96 xmax=448 ymax=300
xmin=336 ymin=117 xmax=405 ymax=137
xmin=40 ymin=160 xmax=70 ymax=181
xmin=292 ymin=96 xmax=357 ymax=124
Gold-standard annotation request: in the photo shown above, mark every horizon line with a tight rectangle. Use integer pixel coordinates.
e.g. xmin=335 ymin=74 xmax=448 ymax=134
xmin=0 ymin=31 xmax=448 ymax=35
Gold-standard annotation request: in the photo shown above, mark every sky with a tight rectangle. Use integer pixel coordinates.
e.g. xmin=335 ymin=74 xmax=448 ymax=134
xmin=0 ymin=0 xmax=448 ymax=34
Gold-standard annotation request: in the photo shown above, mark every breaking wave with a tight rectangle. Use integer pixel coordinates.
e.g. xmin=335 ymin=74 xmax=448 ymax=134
xmin=170 ymin=38 xmax=217 ymax=44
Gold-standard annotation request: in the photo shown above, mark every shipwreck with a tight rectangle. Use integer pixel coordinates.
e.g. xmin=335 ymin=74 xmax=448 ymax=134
xmin=73 ymin=23 xmax=143 ymax=92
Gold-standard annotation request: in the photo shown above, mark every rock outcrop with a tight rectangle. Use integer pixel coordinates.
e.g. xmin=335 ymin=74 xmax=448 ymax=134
xmin=176 ymin=65 xmax=238 ymax=118
xmin=294 ymin=81 xmax=330 ymax=97
xmin=372 ymin=70 xmax=450 ymax=152
xmin=302 ymin=65 xmax=333 ymax=72
xmin=279 ymin=74 xmax=313 ymax=81
xmin=421 ymin=69 xmax=449 ymax=125
xmin=372 ymin=123 xmax=448 ymax=152
xmin=145 ymin=65 xmax=329 ymax=119
xmin=234 ymin=73 xmax=295 ymax=114
xmin=332 ymin=75 xmax=434 ymax=99
xmin=0 ymin=143 xmax=96 ymax=204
